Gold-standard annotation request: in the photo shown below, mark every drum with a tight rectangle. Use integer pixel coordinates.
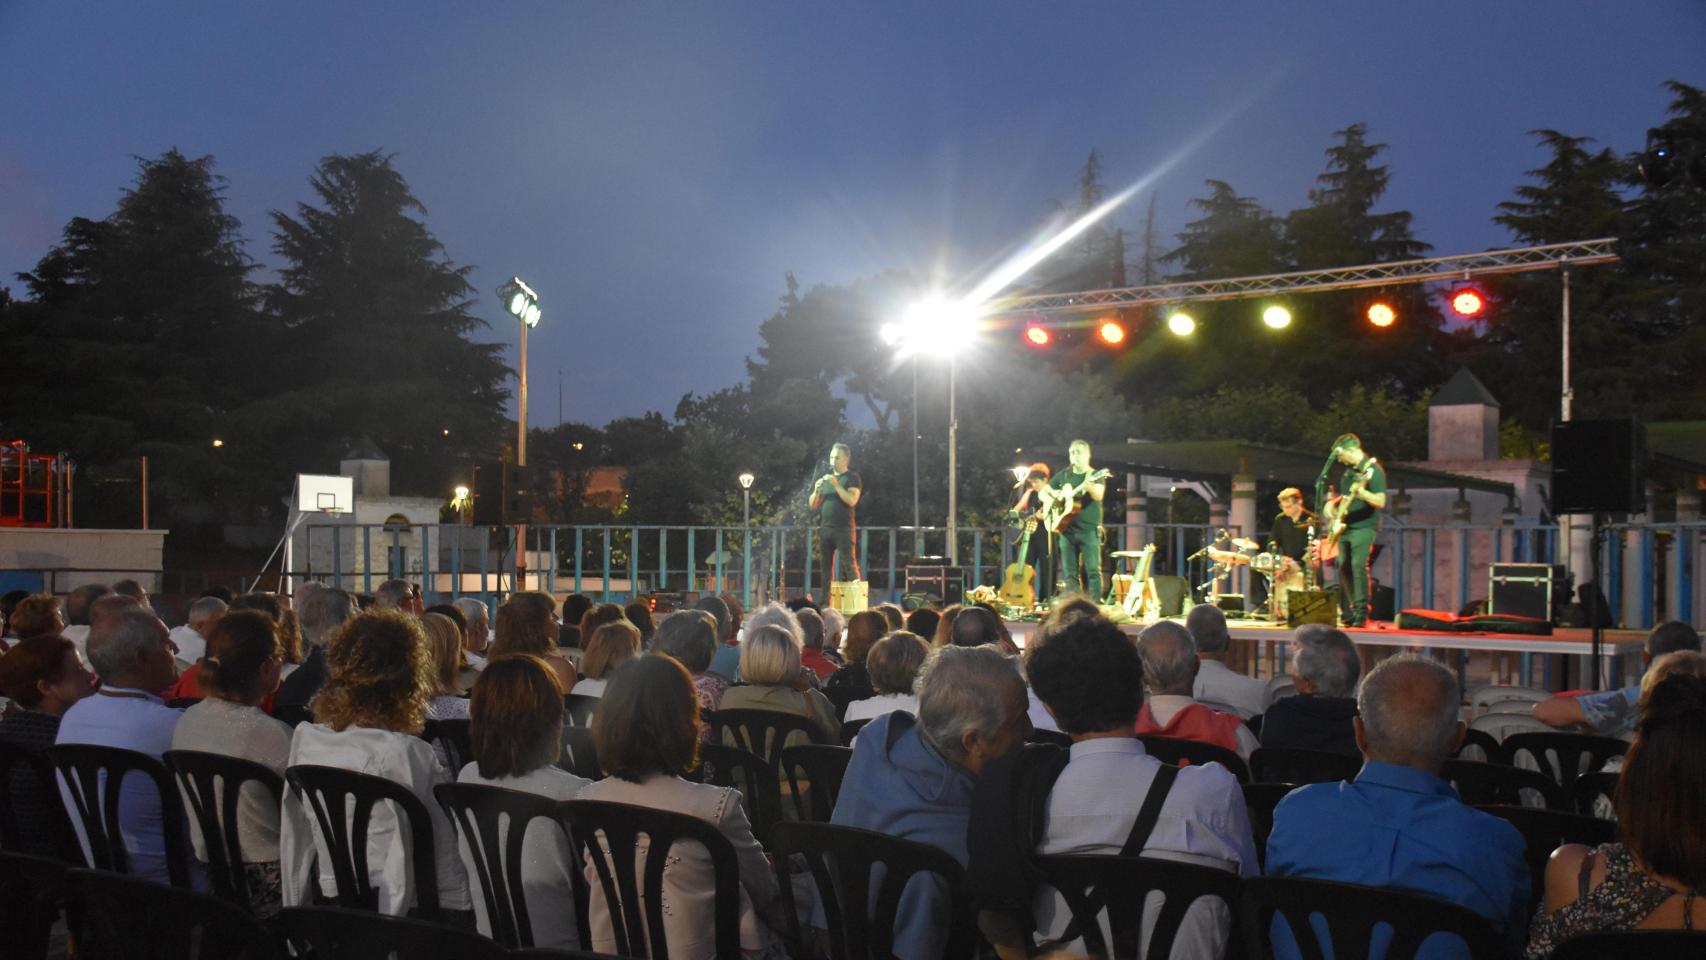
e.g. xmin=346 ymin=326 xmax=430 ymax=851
xmin=1250 ymin=552 xmax=1281 ymax=573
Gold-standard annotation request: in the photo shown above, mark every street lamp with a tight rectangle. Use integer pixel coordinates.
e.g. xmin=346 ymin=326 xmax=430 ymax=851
xmin=738 ymin=472 xmax=755 ymax=609
xmin=453 ymin=485 xmax=471 ymax=525
xmin=498 ymin=276 xmax=541 ymax=589
xmin=884 ymin=295 xmax=980 ymax=564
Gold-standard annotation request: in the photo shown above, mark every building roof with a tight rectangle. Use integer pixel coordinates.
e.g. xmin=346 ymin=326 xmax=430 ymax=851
xmin=1430 ymin=367 xmax=1500 ymax=408
xmin=342 ymin=437 xmax=389 ymax=461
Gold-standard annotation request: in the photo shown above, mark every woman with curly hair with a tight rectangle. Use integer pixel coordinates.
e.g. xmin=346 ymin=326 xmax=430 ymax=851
xmin=280 ymin=609 xmax=470 ymax=917
xmin=490 ymin=591 xmax=578 ymax=693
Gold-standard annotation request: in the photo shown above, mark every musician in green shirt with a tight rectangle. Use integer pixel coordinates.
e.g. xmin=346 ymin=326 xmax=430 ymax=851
xmin=1038 ymin=439 xmax=1108 ymax=601
xmin=1328 ymin=433 xmax=1387 ymax=627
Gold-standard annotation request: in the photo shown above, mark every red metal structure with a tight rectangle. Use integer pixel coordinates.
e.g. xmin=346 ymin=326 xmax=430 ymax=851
xmin=1 ymin=441 xmax=59 ymax=527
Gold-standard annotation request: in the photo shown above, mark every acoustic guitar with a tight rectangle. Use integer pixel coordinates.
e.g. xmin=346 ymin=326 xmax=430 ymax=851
xmin=1317 ymin=458 xmax=1378 ymax=560
xmin=1041 ymin=468 xmax=1112 ymax=534
xmin=998 ymin=514 xmax=1040 ymax=608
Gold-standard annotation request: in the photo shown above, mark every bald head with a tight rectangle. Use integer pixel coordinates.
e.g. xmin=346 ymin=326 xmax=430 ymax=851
xmin=1356 ymin=654 xmax=1461 ymax=770
xmin=1137 ymin=620 xmax=1197 ymax=696
xmin=89 ymin=593 xmax=142 ymax=629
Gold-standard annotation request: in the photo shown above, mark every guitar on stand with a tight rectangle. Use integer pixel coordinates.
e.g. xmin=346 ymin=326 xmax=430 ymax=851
xmin=998 ymin=512 xmax=1042 ymax=611
xmin=1040 ymin=468 xmax=1113 ymax=534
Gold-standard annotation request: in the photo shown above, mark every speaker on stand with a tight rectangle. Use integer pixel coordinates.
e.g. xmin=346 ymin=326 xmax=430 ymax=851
xmin=1550 ymin=418 xmax=1646 ymax=689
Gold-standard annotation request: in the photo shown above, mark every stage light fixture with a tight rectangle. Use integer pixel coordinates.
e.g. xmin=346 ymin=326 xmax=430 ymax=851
xmin=1024 ymin=324 xmax=1052 ymax=348
xmin=498 ymin=277 xmax=542 ymax=328
xmin=1367 ymin=302 xmax=1396 ymax=327
xmin=1097 ymin=319 xmax=1126 ymax=345
xmin=1167 ymin=310 xmax=1196 ymax=337
xmin=1640 ymin=128 xmax=1676 ymax=187
xmin=1262 ymin=305 xmax=1292 ymax=329
xmin=891 ymin=295 xmax=978 ymax=358
xmin=1450 ymin=287 xmax=1485 ymax=318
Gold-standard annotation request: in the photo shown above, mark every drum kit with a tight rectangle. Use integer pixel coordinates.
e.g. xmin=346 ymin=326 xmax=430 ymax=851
xmin=1193 ymin=533 xmax=1291 ymax=620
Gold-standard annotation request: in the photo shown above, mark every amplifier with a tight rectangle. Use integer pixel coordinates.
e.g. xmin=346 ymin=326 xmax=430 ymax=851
xmin=1286 ymin=589 xmax=1337 ymax=628
xmin=905 ymin=564 xmax=965 ymax=605
xmin=1489 ymin=563 xmax=1564 ymax=623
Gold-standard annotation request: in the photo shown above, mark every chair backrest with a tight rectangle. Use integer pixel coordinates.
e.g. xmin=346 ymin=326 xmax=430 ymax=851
xmin=1468 ymin=684 xmax=1551 ymax=715
xmin=45 ymin=744 xmax=192 ymax=887
xmin=1249 ymin=747 xmax=1361 ymax=785
xmin=1468 ymin=711 xmax=1554 ymax=742
xmin=284 ymin=764 xmax=441 ymax=916
xmin=1138 ymin=735 xmax=1251 ymax=783
xmin=780 ymin=744 xmax=854 ymax=823
xmin=163 ymin=749 xmax=285 ymax=910
xmin=771 ymin=820 xmax=973 ymax=960
xmin=1453 ymin=729 xmax=1503 ymax=764
xmin=280 ymin=904 xmax=508 ymax=960
xmin=1241 ymin=783 xmax=1294 ymax=873
xmin=0 ymin=739 xmax=78 ymax=860
xmin=0 ymin=850 xmax=70 ymax=960
xmin=422 ymin=719 xmax=473 ymax=773
xmin=1570 ymin=770 xmax=1620 ymax=820
xmin=709 ymin=709 xmax=829 ymax=773
xmin=67 ymin=866 xmax=276 ymax=959
xmin=1240 ymin=875 xmax=1509 ymax=960
xmin=559 ymin=798 xmax=742 ymax=960
xmin=1550 ymin=930 xmax=1706 ymax=959
xmin=1499 ymin=732 xmax=1629 ymax=793
xmin=1473 ymin=804 xmax=1616 ymax=914
xmin=559 ymin=726 xmax=602 ymax=781
xmin=696 ymin=741 xmax=783 ymax=843
xmin=433 ymin=781 xmax=586 ymax=950
xmin=1482 ymin=698 xmax=1545 ymax=716
xmin=1038 ymin=853 xmax=1245 ymax=960
xmin=840 ymin=717 xmax=872 ymax=746
xmin=1263 ymin=676 xmax=1297 ymax=708
xmin=1025 ymin=728 xmax=1075 ymax=749
xmin=1440 ymin=758 xmax=1567 ymax=810
xmin=564 ymin=694 xmax=600 ymax=728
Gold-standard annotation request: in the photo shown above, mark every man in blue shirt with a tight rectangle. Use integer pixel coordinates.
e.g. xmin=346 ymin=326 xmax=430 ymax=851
xmin=1532 ymin=620 xmax=1700 ymax=735
xmin=1265 ymin=654 xmax=1529 ymax=959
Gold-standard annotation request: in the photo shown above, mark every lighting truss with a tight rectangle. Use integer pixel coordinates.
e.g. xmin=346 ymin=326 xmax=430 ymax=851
xmin=980 ymin=238 xmax=1618 ymax=319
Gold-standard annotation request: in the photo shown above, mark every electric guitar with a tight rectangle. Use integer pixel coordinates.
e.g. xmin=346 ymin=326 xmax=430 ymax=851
xmin=1319 ymin=458 xmax=1378 ymax=555
xmin=998 ymin=515 xmax=1041 ymax=608
xmin=1041 ymin=468 xmax=1112 ymax=534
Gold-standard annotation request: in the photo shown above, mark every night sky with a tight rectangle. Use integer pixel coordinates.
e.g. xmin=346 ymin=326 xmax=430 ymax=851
xmin=3 ymin=3 xmax=1701 ymax=427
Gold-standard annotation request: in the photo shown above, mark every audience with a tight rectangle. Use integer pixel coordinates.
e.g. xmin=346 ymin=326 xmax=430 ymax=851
xmin=54 ymin=607 xmax=185 ymax=884
xmin=622 ymin=600 xmax=656 ymax=647
xmin=1266 ymin=654 xmax=1529 ymax=957
xmin=1532 ymin=620 xmax=1701 ymax=736
xmin=451 ymin=597 xmax=491 ymax=673
xmin=373 ymin=578 xmax=421 ymax=614
xmin=1134 ymin=620 xmax=1260 ymax=760
xmin=558 ymin=593 xmax=594 ymax=649
xmin=169 ymin=609 xmax=291 ymax=916
xmin=580 ymin=654 xmax=782 ymax=958
xmin=574 ymin=619 xmax=642 ymax=698
xmin=421 ymin=611 xmax=470 ymax=719
xmin=281 ymin=609 xmax=470 ymax=916
xmin=744 ymin=602 xmax=821 ymax=690
xmin=718 ymin=624 xmax=839 ymax=741
xmin=456 ymin=656 xmax=590 ymax=949
xmin=820 ymin=607 xmax=848 ymax=664
xmin=1188 ymin=603 xmax=1266 ymax=718
xmin=797 ymin=608 xmax=839 ymax=680
xmin=0 ymin=634 xmax=96 ymax=857
xmin=490 ymin=592 xmax=578 ymax=693
xmin=833 ymin=644 xmax=1030 ymax=960
xmin=169 ymin=596 xmax=227 ymax=670
xmin=693 ymin=595 xmax=738 ymax=683
xmin=905 ymin=606 xmax=942 ymax=642
xmin=843 ymin=631 xmax=929 ymax=724
xmin=1260 ymin=624 xmax=1362 ymax=755
xmin=875 ymin=603 xmax=905 ymax=632
xmin=276 ymin=585 xmax=356 ymax=709
xmin=949 ymin=605 xmax=1002 ymax=648
xmin=165 ymin=592 xmax=282 ymax=704
xmin=656 ymin=609 xmax=727 ymax=713
xmin=7 ymin=593 xmax=66 ymax=642
xmin=60 ymin=582 xmax=113 ymax=654
xmin=824 ymin=609 xmax=885 ymax=704
xmin=0 ymin=588 xmax=29 ymax=641
xmin=931 ymin=603 xmax=964 ymax=647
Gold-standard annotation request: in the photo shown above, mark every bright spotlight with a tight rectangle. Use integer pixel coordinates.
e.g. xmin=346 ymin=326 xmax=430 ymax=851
xmin=891 ymin=295 xmax=979 ymax=358
xmin=1024 ymin=324 xmax=1052 ymax=348
xmin=453 ymin=485 xmax=470 ymax=500
xmin=1367 ymin=302 xmax=1396 ymax=328
xmin=1011 ymin=465 xmax=1029 ymax=483
xmin=498 ymin=277 xmax=541 ymax=328
xmin=1450 ymin=287 xmax=1485 ymax=318
xmin=1167 ymin=311 xmax=1196 ymax=337
xmin=1262 ymin=305 xmax=1292 ymax=329
xmin=1097 ymin=320 xmax=1126 ymax=345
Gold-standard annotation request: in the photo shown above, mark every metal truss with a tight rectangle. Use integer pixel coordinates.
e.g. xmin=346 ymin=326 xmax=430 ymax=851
xmin=981 ymin=237 xmax=1619 ymax=319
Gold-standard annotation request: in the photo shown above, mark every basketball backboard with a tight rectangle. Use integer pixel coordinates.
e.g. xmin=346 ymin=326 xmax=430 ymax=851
xmin=297 ymin=474 xmax=355 ymax=514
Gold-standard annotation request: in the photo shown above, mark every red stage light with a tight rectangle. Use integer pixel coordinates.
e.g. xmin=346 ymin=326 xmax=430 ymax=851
xmin=1367 ymin=302 xmax=1396 ymax=327
xmin=1097 ymin=320 xmax=1126 ymax=345
xmin=1450 ymin=287 xmax=1485 ymax=318
xmin=1024 ymin=325 xmax=1051 ymax=347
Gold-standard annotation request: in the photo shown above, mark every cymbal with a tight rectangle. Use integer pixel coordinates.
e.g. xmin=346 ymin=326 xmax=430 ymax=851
xmin=1110 ymin=550 xmax=1151 ymax=558
xmin=1207 ymin=548 xmax=1251 ymax=565
xmin=1230 ymin=537 xmax=1261 ymax=551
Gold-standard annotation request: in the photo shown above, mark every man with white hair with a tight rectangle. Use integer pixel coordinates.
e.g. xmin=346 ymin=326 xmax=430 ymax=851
xmin=55 ymin=607 xmax=186 ymax=885
xmin=373 ymin=578 xmax=419 ymax=614
xmin=452 ymin=597 xmax=490 ymax=669
xmin=1260 ymin=624 xmax=1362 ymax=756
xmin=168 ymin=596 xmax=227 ymax=669
xmin=1265 ymin=654 xmax=1529 ymax=957
xmin=1135 ymin=620 xmax=1259 ymax=760
xmin=276 ymin=585 xmax=356 ymax=709
xmin=1188 ymin=603 xmax=1266 ymax=718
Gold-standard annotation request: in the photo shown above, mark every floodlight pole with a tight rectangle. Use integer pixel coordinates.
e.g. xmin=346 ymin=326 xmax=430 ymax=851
xmin=912 ymin=359 xmax=921 ymax=555
xmin=516 ymin=311 xmax=529 ymax=592
xmin=1560 ymin=267 xmax=1572 ymax=422
xmin=947 ymin=356 xmax=958 ymax=565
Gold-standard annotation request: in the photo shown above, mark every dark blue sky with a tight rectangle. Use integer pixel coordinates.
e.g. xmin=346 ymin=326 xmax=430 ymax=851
xmin=3 ymin=3 xmax=1701 ymax=427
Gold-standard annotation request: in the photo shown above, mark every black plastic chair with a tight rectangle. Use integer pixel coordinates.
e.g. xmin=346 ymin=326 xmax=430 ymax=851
xmin=1440 ymin=758 xmax=1567 ymax=810
xmin=559 ymin=727 xmax=601 ymax=780
xmin=166 ymin=696 xmax=203 ymax=710
xmin=771 ymin=820 xmax=974 ymax=960
xmin=696 ymin=741 xmax=784 ymax=843
xmin=164 ymin=749 xmax=286 ymax=911
xmin=1453 ymin=728 xmax=1503 ymax=763
xmin=1473 ymin=804 xmax=1616 ymax=914
xmin=0 ymin=850 xmax=70 ymax=960
xmin=45 ymin=743 xmax=193 ymax=887
xmin=823 ymin=684 xmax=862 ymax=722
xmin=0 ymin=739 xmax=79 ymax=860
xmin=840 ymin=717 xmax=873 ymax=746
xmin=1026 ymin=728 xmax=1075 ymax=749
xmin=1551 ymin=930 xmax=1706 ymax=958
xmin=423 ymin=718 xmax=473 ymax=772
xmin=67 ymin=866 xmax=277 ymax=959
xmin=284 ymin=764 xmax=442 ymax=917
xmin=1242 ymin=782 xmax=1295 ymax=872
xmin=709 ymin=708 xmax=830 ymax=771
xmin=280 ymin=904 xmax=507 ymax=959
xmin=564 ymin=693 xmax=600 ymax=727
xmin=1241 ymin=876 xmax=1510 ymax=960
xmin=434 ymin=781 xmax=587 ymax=949
xmin=1138 ymin=735 xmax=1252 ymax=782
xmin=559 ymin=798 xmax=742 ymax=960
xmin=1249 ymin=747 xmax=1362 ymax=785
xmin=1245 ymin=713 xmax=1264 ymax=738
xmin=1038 ymin=853 xmax=1245 ymax=960
xmin=509 ymin=950 xmax=629 ymax=959
xmin=1499 ymin=732 xmax=1628 ymax=794
xmin=1570 ymin=770 xmax=1620 ymax=819
xmin=780 ymin=743 xmax=853 ymax=822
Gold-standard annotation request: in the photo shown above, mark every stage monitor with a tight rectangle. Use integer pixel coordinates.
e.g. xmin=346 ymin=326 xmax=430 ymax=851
xmin=297 ymin=474 xmax=355 ymax=514
xmin=1550 ymin=419 xmax=1645 ymax=515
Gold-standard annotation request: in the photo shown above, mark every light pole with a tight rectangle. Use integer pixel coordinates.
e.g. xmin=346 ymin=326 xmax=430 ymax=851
xmin=885 ymin=295 xmax=978 ymax=566
xmin=454 ymin=485 xmax=471 ymax=525
xmin=739 ymin=472 xmax=755 ymax=610
xmin=498 ymin=277 xmax=541 ymax=590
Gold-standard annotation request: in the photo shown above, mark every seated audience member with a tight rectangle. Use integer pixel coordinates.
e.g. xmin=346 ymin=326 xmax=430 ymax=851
xmin=373 ymin=578 xmax=420 ymax=614
xmin=876 ymin=603 xmax=906 ymax=633
xmin=1533 ymin=620 xmax=1701 ymax=736
xmin=489 ymin=592 xmax=578 ymax=693
xmin=59 ymin=583 xmax=113 ymax=654
xmin=421 ymin=611 xmax=471 ymax=720
xmin=281 ymin=610 xmax=470 ymax=916
xmin=276 ymin=585 xmax=356 ymax=710
xmin=7 ymin=593 xmax=66 ymax=642
xmin=949 ymin=605 xmax=1003 ymax=649
xmin=457 ymin=656 xmax=590 ymax=949
xmin=573 ymin=619 xmax=642 ymax=698
xmin=1526 ymin=669 xmax=1706 ymax=957
xmin=425 ymin=603 xmax=474 ymax=687
xmin=451 ymin=597 xmax=491 ymax=674
xmin=905 ymin=607 xmax=942 ymax=643
xmin=1260 ymin=625 xmax=1362 ymax=755
xmin=717 ymin=625 xmax=839 ymax=742
xmin=169 ymin=596 xmax=227 ymax=670
xmin=55 ymin=607 xmax=185 ymax=884
xmin=1 ymin=588 xmax=28 ymax=641
xmin=654 ymin=609 xmax=726 ymax=714
xmin=786 ymin=596 xmax=822 ymax=614
xmin=844 ymin=631 xmax=929 ymax=724
xmin=1134 ymin=620 xmax=1260 ymax=760
xmin=169 ymin=610 xmax=291 ymax=916
xmin=931 ymin=604 xmax=964 ymax=647
xmin=1267 ymin=654 xmax=1528 ymax=958
xmin=692 ymin=595 xmax=737 ymax=682
xmin=622 ymin=600 xmax=656 ymax=647
xmin=277 ymin=606 xmax=306 ymax=678
xmin=834 ymin=645 xmax=1031 ymax=960
xmin=975 ymin=613 xmax=1257 ymax=958
xmin=797 ymin=608 xmax=839 ymax=680
xmin=742 ymin=601 xmax=817 ymax=688
xmin=580 ymin=655 xmax=782 ymax=958
xmin=164 ymin=592 xmax=281 ymax=704
xmin=823 ymin=609 xmax=885 ymax=703
xmin=0 ymin=634 xmax=97 ymax=857
xmin=111 ymin=578 xmax=151 ymax=611
xmin=820 ymin=607 xmax=847 ymax=665
xmin=1188 ymin=603 xmax=1266 ymax=718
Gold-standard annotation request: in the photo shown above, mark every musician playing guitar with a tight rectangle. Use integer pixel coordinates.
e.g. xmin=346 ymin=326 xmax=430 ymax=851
xmin=1035 ymin=439 xmax=1108 ymax=601
xmin=1002 ymin=464 xmax=1053 ymax=608
xmin=1322 ymin=433 xmax=1386 ymax=627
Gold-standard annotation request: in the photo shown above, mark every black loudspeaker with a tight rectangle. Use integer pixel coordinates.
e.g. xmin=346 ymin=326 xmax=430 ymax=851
xmin=470 ymin=462 xmax=504 ymax=525
xmin=1149 ymin=575 xmax=1189 ymax=618
xmin=1551 ymin=419 xmax=1646 ymax=515
xmin=1370 ymin=584 xmax=1396 ymax=622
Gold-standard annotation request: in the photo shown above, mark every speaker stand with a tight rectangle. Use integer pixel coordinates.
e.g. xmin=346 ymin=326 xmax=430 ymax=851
xmin=1589 ymin=512 xmax=1606 ymax=689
